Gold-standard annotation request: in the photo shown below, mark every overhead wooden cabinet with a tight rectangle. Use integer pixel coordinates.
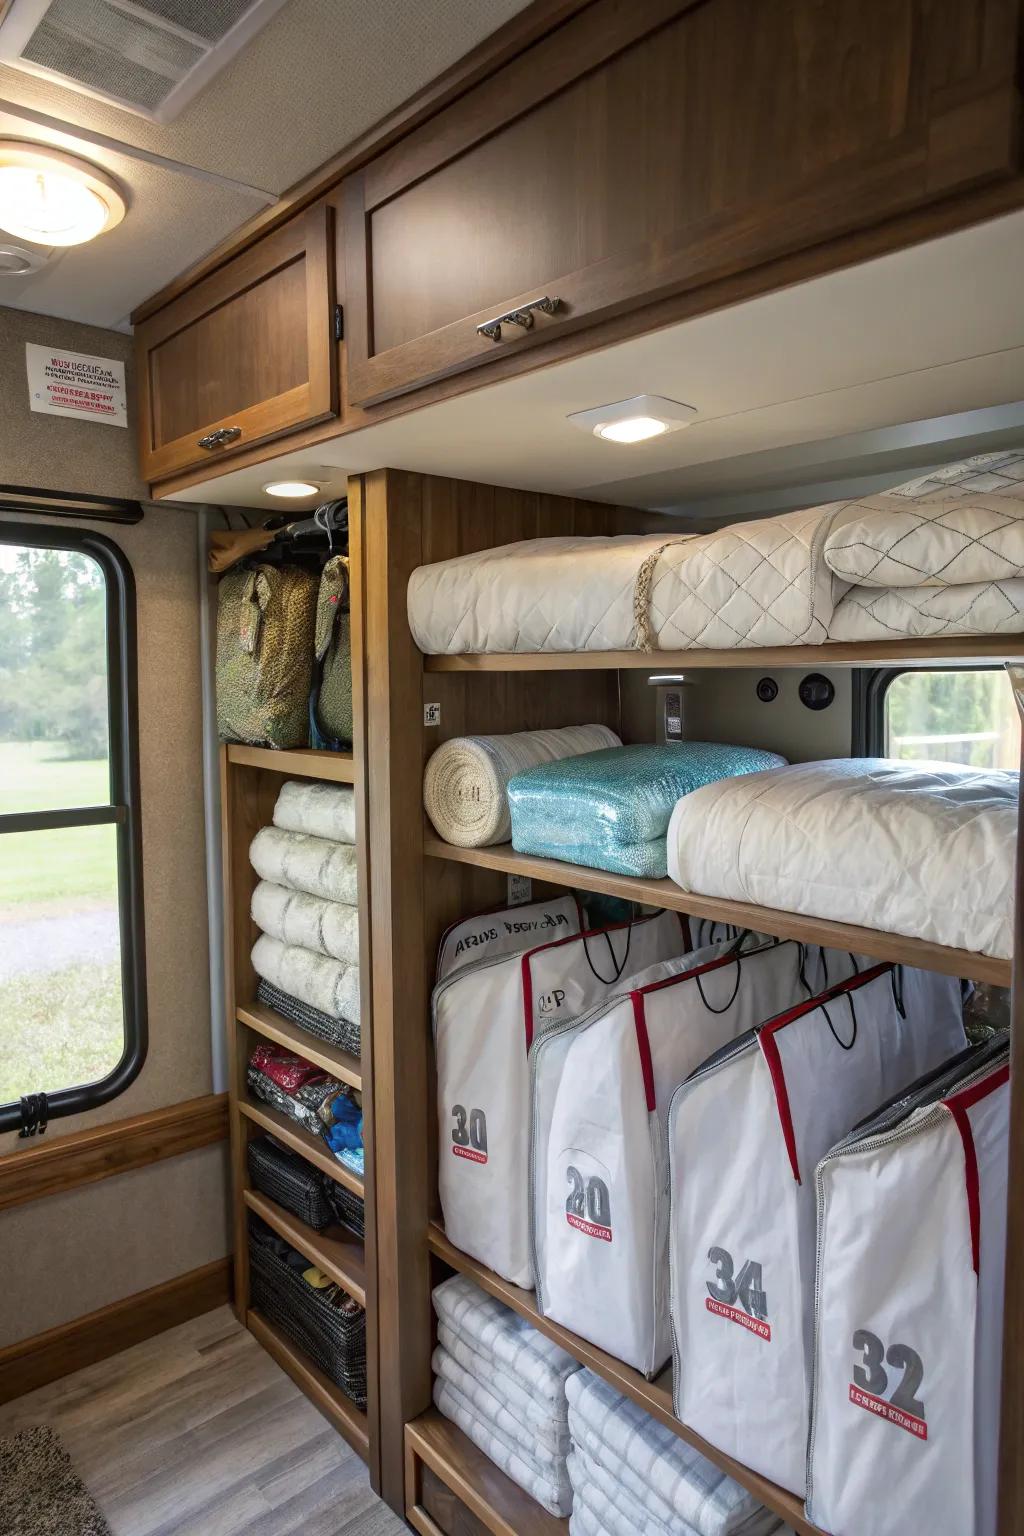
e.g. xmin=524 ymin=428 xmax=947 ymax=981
xmin=136 ymin=205 xmax=338 ymax=482
xmin=342 ymin=0 xmax=1022 ymax=405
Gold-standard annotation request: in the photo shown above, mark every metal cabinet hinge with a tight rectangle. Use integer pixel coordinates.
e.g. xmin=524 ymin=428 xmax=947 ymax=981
xmin=334 ymin=304 xmax=344 ymax=343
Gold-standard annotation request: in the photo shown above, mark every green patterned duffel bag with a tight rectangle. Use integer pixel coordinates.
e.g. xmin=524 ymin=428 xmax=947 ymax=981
xmin=216 ymin=562 xmax=318 ymax=748
xmin=311 ymin=554 xmax=353 ymax=750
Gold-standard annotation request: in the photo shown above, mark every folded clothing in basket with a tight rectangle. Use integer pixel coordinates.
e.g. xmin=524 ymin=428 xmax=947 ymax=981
xmin=432 ymin=1274 xmax=579 ymax=1517
xmin=273 ymin=779 xmax=357 ymax=844
xmin=566 ymin=1370 xmax=782 ymax=1536
xmin=252 ymin=933 xmax=359 ymax=1023
xmin=247 ymin=1043 xmax=361 ymax=1153
xmin=507 ymin=742 xmax=786 ymax=877
xmin=248 ymin=1215 xmax=366 ymax=1408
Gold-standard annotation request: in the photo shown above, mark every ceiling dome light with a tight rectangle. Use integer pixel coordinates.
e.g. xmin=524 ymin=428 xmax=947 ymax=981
xmin=568 ymin=394 xmax=698 ymax=442
xmin=0 ymin=142 xmax=126 ymax=247
xmin=264 ymin=480 xmax=321 ymax=499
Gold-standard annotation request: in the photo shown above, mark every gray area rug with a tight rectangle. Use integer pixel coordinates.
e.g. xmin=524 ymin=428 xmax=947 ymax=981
xmin=0 ymin=1425 xmax=111 ymax=1536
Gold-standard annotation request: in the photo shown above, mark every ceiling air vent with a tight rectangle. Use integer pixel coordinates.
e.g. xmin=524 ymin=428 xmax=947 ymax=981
xmin=0 ymin=0 xmax=289 ymax=122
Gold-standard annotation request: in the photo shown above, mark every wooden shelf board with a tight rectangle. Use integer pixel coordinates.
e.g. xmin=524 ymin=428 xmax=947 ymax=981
xmin=423 ymin=636 xmax=1024 ymax=672
xmin=225 ymin=743 xmax=356 ymax=782
xmin=406 ymin=1409 xmax=568 ymax=1536
xmin=247 ymin=1308 xmax=369 ymax=1461
xmin=426 ymin=1225 xmax=819 ymax=1536
xmin=243 ymin=1188 xmax=366 ymax=1306
xmin=238 ymin=1002 xmax=362 ymax=1090
xmin=423 ymin=836 xmax=1009 ymax=986
xmin=238 ymin=1096 xmax=365 ymax=1199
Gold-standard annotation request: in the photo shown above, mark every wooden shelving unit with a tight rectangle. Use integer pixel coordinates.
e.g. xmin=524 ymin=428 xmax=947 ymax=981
xmin=406 ymin=1409 xmax=569 ymax=1536
xmin=218 ymin=490 xmax=379 ymax=1484
xmin=423 ymin=836 xmax=1009 ymax=986
xmin=358 ymin=468 xmax=1024 ymax=1533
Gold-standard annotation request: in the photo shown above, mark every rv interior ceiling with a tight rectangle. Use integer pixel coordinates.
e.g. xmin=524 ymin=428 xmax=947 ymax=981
xmin=0 ymin=3 xmax=1023 ymax=1536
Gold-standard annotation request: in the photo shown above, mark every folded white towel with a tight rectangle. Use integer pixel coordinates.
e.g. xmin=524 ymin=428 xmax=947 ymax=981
xmin=251 ymin=880 xmax=359 ymax=965
xmin=433 ymin=1378 xmax=573 ymax=1518
xmin=423 ymin=725 xmax=620 ymax=847
xmin=569 ymin=1447 xmax=786 ymax=1536
xmin=432 ymin=1275 xmax=580 ymax=1409
xmin=437 ymin=1322 xmax=568 ymax=1438
xmin=566 ymin=1371 xmax=773 ymax=1536
xmin=251 ymin=934 xmax=359 ymax=1023
xmin=273 ymin=779 xmax=357 ymax=843
xmin=432 ymin=1346 xmax=571 ymax=1465
xmin=250 ymin=826 xmax=358 ymax=904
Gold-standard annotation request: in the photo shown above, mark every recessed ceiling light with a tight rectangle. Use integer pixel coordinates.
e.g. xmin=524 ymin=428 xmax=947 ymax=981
xmin=0 ymin=142 xmax=126 ymax=247
xmin=264 ymin=480 xmax=321 ymax=499
xmin=568 ymin=394 xmax=698 ymax=443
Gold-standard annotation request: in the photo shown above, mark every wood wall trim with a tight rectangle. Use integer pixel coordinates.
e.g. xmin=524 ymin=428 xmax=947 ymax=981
xmin=0 ymin=1093 xmax=228 ymax=1214
xmin=0 ymin=1257 xmax=231 ymax=1405
xmin=129 ymin=0 xmax=594 ymax=324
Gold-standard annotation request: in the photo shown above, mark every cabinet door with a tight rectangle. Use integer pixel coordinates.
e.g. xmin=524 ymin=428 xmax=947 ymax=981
xmin=343 ymin=0 xmax=1021 ymax=406
xmin=137 ymin=205 xmax=338 ymax=482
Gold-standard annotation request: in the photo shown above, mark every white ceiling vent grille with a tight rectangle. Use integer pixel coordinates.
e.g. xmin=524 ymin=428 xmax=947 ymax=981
xmin=0 ymin=0 xmax=290 ymax=121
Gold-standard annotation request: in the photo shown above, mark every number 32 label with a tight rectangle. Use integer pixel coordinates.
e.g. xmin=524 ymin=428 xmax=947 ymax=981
xmin=849 ymin=1329 xmax=927 ymax=1440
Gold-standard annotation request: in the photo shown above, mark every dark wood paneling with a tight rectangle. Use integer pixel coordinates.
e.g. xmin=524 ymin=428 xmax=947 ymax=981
xmin=136 ymin=205 xmax=337 ymax=481
xmin=0 ymin=1258 xmax=231 ymax=1405
xmin=344 ymin=0 xmax=1022 ymax=404
xmin=406 ymin=1410 xmax=569 ymax=1536
xmin=0 ymin=1094 xmax=228 ymax=1214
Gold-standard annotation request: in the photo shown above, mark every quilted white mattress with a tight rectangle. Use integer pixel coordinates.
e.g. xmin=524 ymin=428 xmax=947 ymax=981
xmin=666 ymin=759 xmax=1016 ymax=960
xmin=407 ymin=505 xmax=839 ymax=655
xmin=831 ymin=577 xmax=1024 ymax=641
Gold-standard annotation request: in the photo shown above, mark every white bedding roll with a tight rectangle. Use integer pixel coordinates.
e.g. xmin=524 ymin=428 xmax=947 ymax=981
xmin=251 ymin=933 xmax=359 ymax=1022
xmin=273 ymin=779 xmax=356 ymax=843
xmin=249 ymin=825 xmax=358 ymax=904
xmin=423 ymin=724 xmax=620 ymax=847
xmin=251 ymin=880 xmax=359 ymax=965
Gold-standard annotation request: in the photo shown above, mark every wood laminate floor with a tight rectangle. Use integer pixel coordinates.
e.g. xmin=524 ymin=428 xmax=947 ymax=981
xmin=0 ymin=1307 xmax=406 ymax=1536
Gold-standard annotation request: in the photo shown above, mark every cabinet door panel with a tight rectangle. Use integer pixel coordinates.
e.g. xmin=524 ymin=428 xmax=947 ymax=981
xmin=138 ymin=205 xmax=337 ymax=482
xmin=344 ymin=0 xmax=1020 ymax=406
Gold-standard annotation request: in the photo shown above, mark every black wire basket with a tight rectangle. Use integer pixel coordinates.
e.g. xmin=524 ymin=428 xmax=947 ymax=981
xmin=247 ymin=1135 xmax=365 ymax=1239
xmin=257 ymin=978 xmax=361 ymax=1058
xmin=248 ymin=1216 xmax=367 ymax=1408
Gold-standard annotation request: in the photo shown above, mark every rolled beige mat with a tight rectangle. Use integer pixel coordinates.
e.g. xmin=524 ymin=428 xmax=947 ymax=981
xmin=423 ymin=724 xmax=620 ymax=847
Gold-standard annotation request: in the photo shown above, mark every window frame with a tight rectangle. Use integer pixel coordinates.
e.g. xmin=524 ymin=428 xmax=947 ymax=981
xmin=0 ymin=520 xmax=147 ymax=1134
xmin=853 ymin=663 xmax=1017 ymax=763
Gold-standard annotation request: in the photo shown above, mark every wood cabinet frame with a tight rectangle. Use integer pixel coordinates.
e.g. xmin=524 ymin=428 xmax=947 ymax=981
xmin=136 ymin=204 xmax=338 ymax=481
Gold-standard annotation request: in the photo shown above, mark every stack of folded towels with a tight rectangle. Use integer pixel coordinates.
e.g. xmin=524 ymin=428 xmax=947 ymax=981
xmin=566 ymin=1371 xmax=791 ymax=1536
xmin=249 ymin=780 xmax=360 ymax=1055
xmin=432 ymin=1275 xmax=578 ymax=1517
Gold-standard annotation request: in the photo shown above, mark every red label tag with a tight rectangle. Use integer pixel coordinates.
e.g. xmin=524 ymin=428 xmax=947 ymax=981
xmin=452 ymin=1145 xmax=487 ymax=1164
xmin=566 ymin=1212 xmax=612 ymax=1242
xmin=705 ymin=1297 xmax=771 ymax=1341
xmin=849 ymin=1384 xmax=928 ymax=1440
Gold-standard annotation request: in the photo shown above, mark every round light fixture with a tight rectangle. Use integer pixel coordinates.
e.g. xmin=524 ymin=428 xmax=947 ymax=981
xmin=0 ymin=142 xmax=126 ymax=248
xmin=264 ymin=480 xmax=321 ymax=499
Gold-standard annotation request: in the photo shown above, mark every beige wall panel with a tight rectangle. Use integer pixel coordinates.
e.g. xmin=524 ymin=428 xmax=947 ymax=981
xmin=0 ymin=1144 xmax=230 ymax=1348
xmin=0 ymin=308 xmax=144 ymax=500
xmin=619 ymin=666 xmax=852 ymax=759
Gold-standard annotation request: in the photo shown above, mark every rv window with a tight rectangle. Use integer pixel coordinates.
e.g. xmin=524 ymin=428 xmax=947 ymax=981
xmin=0 ymin=525 xmax=146 ymax=1135
xmin=857 ymin=667 xmax=1020 ymax=770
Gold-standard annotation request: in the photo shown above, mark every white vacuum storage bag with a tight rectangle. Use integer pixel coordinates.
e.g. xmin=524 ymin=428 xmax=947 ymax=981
xmin=434 ymin=908 xmax=688 ymax=1287
xmin=436 ymin=894 xmax=582 ymax=982
xmin=668 ymin=961 xmax=967 ymax=1494
xmin=531 ymin=937 xmax=840 ymax=1376
xmin=807 ymin=1036 xmax=1009 ymax=1536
